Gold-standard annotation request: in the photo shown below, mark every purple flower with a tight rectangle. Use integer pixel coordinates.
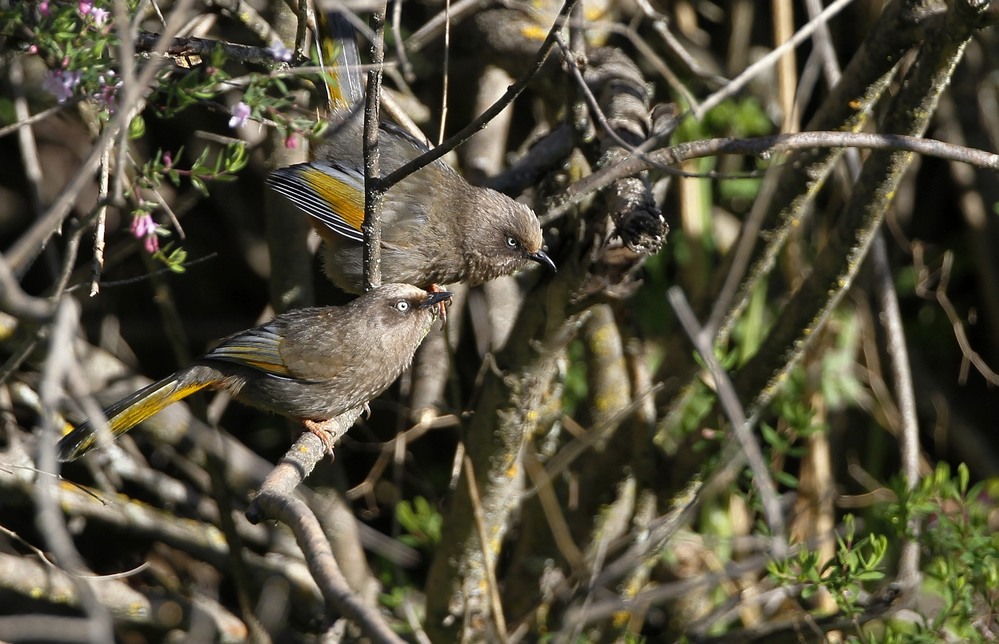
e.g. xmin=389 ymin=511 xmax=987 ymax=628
xmin=39 ymin=1 xmax=50 ymax=16
xmin=130 ymin=214 xmax=160 ymax=254
xmin=78 ymin=0 xmax=93 ymax=15
xmin=267 ymin=42 xmax=293 ymax=62
xmin=95 ymin=72 xmax=121 ymax=111
xmin=130 ymin=213 xmax=157 ymax=239
xmin=228 ymin=101 xmax=251 ymax=129
xmin=91 ymin=7 xmax=109 ymax=26
xmin=42 ymin=69 xmax=82 ymax=103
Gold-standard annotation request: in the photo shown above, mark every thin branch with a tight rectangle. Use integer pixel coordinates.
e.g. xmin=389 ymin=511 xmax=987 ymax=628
xmin=668 ymin=287 xmax=787 ymax=558
xmin=35 ymin=299 xmax=116 ymax=643
xmin=362 ymin=2 xmax=387 ymax=292
xmin=544 ymin=130 xmax=999 ymax=223
xmin=378 ymin=0 xmax=577 ymax=191
xmin=250 ymin=488 xmax=404 ymax=643
xmin=693 ymin=0 xmax=856 ymax=119
xmin=462 ymin=456 xmax=509 ymax=642
xmin=871 ymin=234 xmax=922 ymax=587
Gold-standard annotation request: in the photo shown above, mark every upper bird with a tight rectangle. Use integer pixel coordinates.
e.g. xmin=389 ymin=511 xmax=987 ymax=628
xmin=58 ymin=283 xmax=452 ymax=461
xmin=266 ymin=11 xmax=555 ymax=294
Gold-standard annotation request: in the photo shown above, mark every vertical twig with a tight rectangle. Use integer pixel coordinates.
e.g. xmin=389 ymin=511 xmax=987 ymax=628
xmin=872 ymin=235 xmax=922 ymax=585
xmin=293 ymin=0 xmax=309 ymax=59
xmin=35 ymin=299 xmax=116 ymax=643
xmin=437 ymin=0 xmax=451 ymax=146
xmin=771 ymin=0 xmax=799 ymax=133
xmin=90 ymin=144 xmax=111 ymax=296
xmin=806 ymin=0 xmax=921 ymax=587
xmin=362 ymin=2 xmax=387 ymax=292
xmin=463 ymin=456 xmax=510 ymax=642
xmin=668 ymin=287 xmax=788 ymax=559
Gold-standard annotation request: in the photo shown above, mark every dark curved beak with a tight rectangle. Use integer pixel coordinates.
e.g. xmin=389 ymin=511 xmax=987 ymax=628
xmin=420 ymin=290 xmax=454 ymax=308
xmin=528 ymin=249 xmax=557 ymax=272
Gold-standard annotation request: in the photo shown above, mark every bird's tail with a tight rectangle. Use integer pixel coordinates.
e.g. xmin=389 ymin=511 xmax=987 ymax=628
xmin=317 ymin=9 xmax=365 ymax=113
xmin=58 ymin=372 xmax=210 ymax=461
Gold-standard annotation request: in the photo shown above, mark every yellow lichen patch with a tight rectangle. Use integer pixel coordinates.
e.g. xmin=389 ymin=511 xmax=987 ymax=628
xmin=612 ymin=610 xmax=632 ymax=628
xmin=127 ymin=601 xmax=150 ymax=618
xmin=584 ymin=7 xmax=607 ymax=21
xmin=593 ymin=393 xmax=618 ymax=413
xmin=521 ymin=25 xmax=548 ymax=41
xmin=591 ymin=325 xmax=614 ymax=352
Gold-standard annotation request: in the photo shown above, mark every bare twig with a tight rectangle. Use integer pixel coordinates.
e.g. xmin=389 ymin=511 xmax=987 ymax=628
xmin=463 ymin=456 xmax=509 ymax=642
xmin=378 ymin=0 xmax=577 ymax=191
xmin=544 ymin=130 xmax=999 ymax=223
xmin=694 ymin=0 xmax=855 ymax=119
xmin=668 ymin=287 xmax=787 ymax=558
xmin=34 ymin=299 xmax=116 ymax=643
xmin=362 ymin=2 xmax=387 ymax=291
xmin=250 ymin=489 xmax=403 ymax=643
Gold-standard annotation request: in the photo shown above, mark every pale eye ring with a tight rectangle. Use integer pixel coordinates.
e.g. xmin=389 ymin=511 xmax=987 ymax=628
xmin=395 ymin=300 xmax=410 ymax=312
xmin=506 ymin=235 xmax=518 ymax=249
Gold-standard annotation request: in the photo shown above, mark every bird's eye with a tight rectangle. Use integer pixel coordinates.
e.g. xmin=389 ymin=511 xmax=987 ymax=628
xmin=506 ymin=235 xmax=519 ymax=249
xmin=395 ymin=300 xmax=410 ymax=312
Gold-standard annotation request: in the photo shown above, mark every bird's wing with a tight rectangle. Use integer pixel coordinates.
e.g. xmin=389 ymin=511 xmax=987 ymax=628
xmin=203 ymin=323 xmax=296 ymax=378
xmin=267 ymin=161 xmax=365 ymax=242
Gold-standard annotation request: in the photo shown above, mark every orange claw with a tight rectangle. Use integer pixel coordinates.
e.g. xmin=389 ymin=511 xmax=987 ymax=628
xmin=427 ymin=283 xmax=452 ymax=327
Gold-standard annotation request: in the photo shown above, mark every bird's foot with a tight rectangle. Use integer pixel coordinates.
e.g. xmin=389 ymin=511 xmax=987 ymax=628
xmin=303 ymin=419 xmax=337 ymax=458
xmin=428 ymin=283 xmax=450 ymax=327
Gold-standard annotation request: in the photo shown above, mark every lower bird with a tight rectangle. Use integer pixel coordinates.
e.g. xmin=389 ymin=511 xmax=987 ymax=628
xmin=58 ymin=283 xmax=452 ymax=461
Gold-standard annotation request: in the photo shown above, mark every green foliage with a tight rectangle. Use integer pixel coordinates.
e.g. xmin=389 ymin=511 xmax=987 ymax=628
xmin=2 ymin=1 xmax=123 ymax=109
xmin=395 ymin=496 xmax=442 ymax=549
xmin=562 ymin=339 xmax=589 ymax=418
xmin=153 ymin=244 xmax=189 ymax=274
xmin=7 ymin=0 xmax=323 ymax=275
xmin=769 ymin=514 xmax=888 ymax=618
xmin=762 ymin=465 xmax=999 ymax=642
xmin=883 ymin=463 xmax=999 ymax=641
xmin=672 ymin=97 xmax=773 ymax=143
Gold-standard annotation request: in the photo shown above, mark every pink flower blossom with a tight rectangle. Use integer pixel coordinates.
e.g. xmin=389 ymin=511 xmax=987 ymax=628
xmin=39 ymin=1 xmax=50 ymax=16
xmin=130 ymin=214 xmax=160 ymax=254
xmin=78 ymin=0 xmax=93 ymax=15
xmin=95 ymin=72 xmax=122 ymax=111
xmin=91 ymin=7 xmax=109 ymax=26
xmin=42 ymin=69 xmax=82 ymax=103
xmin=130 ymin=213 xmax=157 ymax=239
xmin=228 ymin=101 xmax=251 ymax=129
xmin=284 ymin=133 xmax=298 ymax=149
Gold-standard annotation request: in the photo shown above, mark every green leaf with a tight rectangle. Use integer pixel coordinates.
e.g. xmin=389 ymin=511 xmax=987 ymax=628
xmin=129 ymin=115 xmax=146 ymax=139
xmin=191 ymin=175 xmax=208 ymax=196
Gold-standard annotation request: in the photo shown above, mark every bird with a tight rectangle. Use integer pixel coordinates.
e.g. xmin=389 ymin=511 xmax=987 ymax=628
xmin=265 ymin=11 xmax=555 ymax=294
xmin=58 ymin=283 xmax=452 ymax=461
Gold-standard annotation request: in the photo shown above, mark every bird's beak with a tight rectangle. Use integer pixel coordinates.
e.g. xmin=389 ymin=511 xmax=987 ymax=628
xmin=420 ymin=289 xmax=454 ymax=309
xmin=528 ymin=249 xmax=557 ymax=272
